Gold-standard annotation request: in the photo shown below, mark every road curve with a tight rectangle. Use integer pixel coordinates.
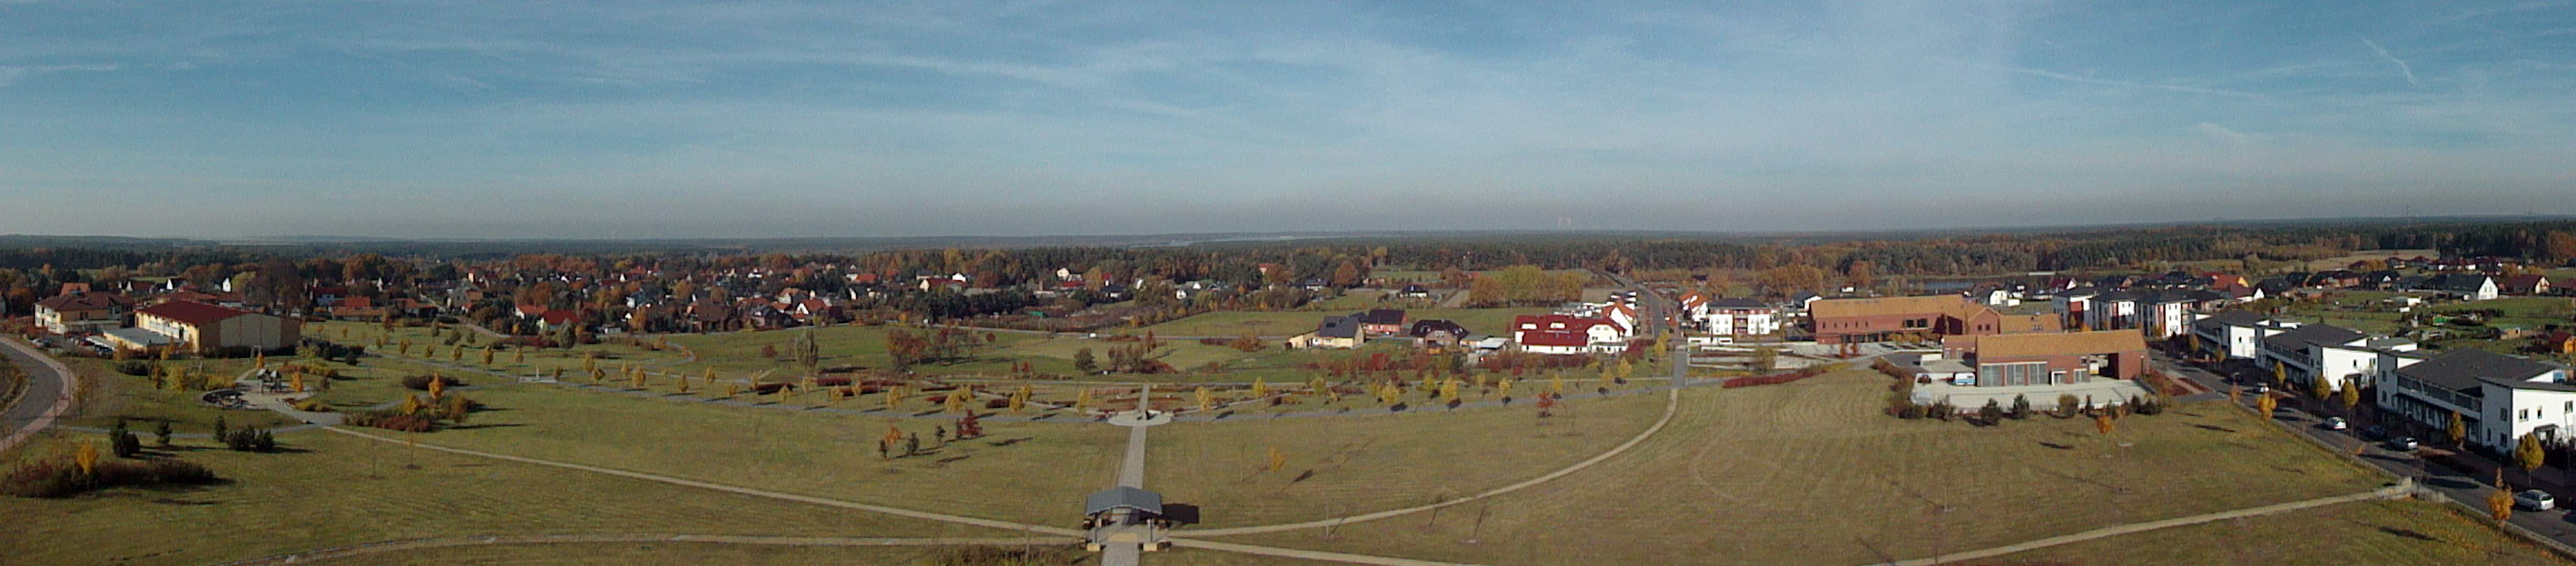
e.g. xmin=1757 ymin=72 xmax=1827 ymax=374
xmin=0 ymin=336 xmax=79 ymax=455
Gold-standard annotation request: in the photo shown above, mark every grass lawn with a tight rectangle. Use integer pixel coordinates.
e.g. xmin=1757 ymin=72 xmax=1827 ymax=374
xmin=0 ymin=430 xmax=995 ymax=566
xmin=309 ymin=321 xmax=690 ymax=378
xmin=1149 ymin=387 xmax=1669 ymax=528
xmin=326 ymin=542 xmax=1331 ymax=565
xmin=1145 ymin=307 xmax=1551 ymax=339
xmin=1997 ymin=499 xmax=2570 ymax=565
xmin=58 ymin=357 xmax=300 ymax=430
xmin=1214 ymin=371 xmax=2391 ymax=565
xmin=398 ymin=384 xmax=1125 ymax=526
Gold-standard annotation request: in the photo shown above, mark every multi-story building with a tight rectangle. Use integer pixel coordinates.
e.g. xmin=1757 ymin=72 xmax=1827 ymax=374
xmin=1937 ymin=330 xmax=2149 ymax=386
xmin=126 ymin=300 xmax=301 ymax=354
xmin=2376 ymin=349 xmax=2576 ymax=451
xmin=34 ymin=291 xmax=134 ymax=334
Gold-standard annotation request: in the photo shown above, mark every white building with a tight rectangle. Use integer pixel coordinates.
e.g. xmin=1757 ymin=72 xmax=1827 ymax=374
xmin=2376 ymin=349 xmax=2576 ymax=452
xmin=2257 ymin=324 xmax=2368 ymax=389
xmin=1698 ymin=298 xmax=1780 ymax=336
xmin=2191 ymin=311 xmax=2296 ymax=360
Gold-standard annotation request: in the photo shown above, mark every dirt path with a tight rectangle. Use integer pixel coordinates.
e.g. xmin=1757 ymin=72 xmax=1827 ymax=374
xmin=218 ymin=535 xmax=1066 ymax=565
xmin=1875 ymin=484 xmax=2413 ymax=566
xmin=1183 ymin=387 xmax=1682 ymax=537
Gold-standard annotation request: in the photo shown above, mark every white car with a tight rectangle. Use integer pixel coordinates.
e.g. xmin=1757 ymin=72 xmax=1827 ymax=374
xmin=2516 ymin=489 xmax=2556 ymax=511
xmin=2323 ymin=417 xmax=2347 ymax=431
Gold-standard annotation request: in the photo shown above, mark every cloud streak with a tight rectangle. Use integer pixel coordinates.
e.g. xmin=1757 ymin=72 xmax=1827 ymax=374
xmin=2359 ymin=36 xmax=2424 ymax=89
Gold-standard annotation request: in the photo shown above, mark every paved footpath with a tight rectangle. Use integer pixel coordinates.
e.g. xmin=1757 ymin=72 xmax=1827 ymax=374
xmin=0 ymin=336 xmax=79 ymax=455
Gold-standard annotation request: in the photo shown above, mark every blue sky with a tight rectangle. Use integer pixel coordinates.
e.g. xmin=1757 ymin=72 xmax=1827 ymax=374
xmin=3 ymin=1 xmax=2572 ymax=238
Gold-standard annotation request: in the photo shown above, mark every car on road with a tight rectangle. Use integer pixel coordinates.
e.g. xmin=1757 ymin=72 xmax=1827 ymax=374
xmin=2517 ymin=489 xmax=2556 ymax=511
xmin=2363 ymin=424 xmax=2388 ymax=440
xmin=2252 ymin=384 xmax=2269 ymax=395
xmin=2387 ymin=437 xmax=2420 ymax=452
xmin=2324 ymin=417 xmax=2348 ymax=431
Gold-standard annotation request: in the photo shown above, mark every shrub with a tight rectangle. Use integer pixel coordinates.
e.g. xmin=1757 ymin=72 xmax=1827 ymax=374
xmin=814 ymin=377 xmax=854 ymax=387
xmin=2 ymin=458 xmax=219 ymax=498
xmin=108 ymin=421 xmax=142 ymax=458
xmin=400 ymin=374 xmax=465 ymax=390
xmin=2009 ymin=395 xmax=2032 ymax=420
xmin=113 ymin=361 xmax=154 ymax=376
xmin=222 ymin=428 xmax=277 ymax=452
xmin=345 ymin=410 xmax=437 ymax=433
xmin=1978 ymin=399 xmax=2004 ymax=423
xmin=2055 ymin=394 xmax=2081 ymax=417
xmin=291 ymin=398 xmax=334 ymax=412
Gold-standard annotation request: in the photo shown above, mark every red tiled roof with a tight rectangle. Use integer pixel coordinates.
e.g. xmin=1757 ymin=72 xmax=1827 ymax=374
xmin=37 ymin=292 xmax=132 ymax=312
xmin=139 ymin=300 xmax=252 ymax=326
xmin=541 ymin=310 xmax=578 ymax=325
xmin=1520 ymin=332 xmax=1591 ymax=347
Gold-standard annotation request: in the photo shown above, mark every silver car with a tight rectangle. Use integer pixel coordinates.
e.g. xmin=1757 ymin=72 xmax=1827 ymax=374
xmin=2516 ymin=489 xmax=2556 ymax=511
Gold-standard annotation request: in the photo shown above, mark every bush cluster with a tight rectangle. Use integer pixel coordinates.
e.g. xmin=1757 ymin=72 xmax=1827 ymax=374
xmin=222 ymin=428 xmax=278 ymax=452
xmin=399 ymin=374 xmax=466 ymax=391
xmin=2 ymin=458 xmax=219 ymax=498
xmin=1722 ymin=364 xmax=1846 ymax=389
xmin=345 ymin=410 xmax=437 ymax=432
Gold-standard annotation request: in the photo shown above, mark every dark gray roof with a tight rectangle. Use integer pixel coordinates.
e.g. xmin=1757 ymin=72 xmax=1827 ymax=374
xmin=1409 ymin=319 xmax=1468 ymax=338
xmin=2261 ymin=324 xmax=2367 ymax=352
xmin=2399 ymin=349 xmax=2559 ymax=393
xmin=1317 ymin=315 xmax=1359 ymax=339
xmin=2424 ymin=274 xmax=2495 ymax=292
xmin=1356 ymin=309 xmax=1407 ymax=325
xmin=1085 ymin=486 xmax=1162 ymax=516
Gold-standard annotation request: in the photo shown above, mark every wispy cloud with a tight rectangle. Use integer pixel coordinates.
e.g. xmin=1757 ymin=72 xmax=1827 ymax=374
xmin=0 ymin=63 xmax=117 ymax=85
xmin=2359 ymin=36 xmax=2424 ymax=89
xmin=2194 ymin=122 xmax=2253 ymax=145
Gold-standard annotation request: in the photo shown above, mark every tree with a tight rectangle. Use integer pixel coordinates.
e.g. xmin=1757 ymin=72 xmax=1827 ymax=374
xmin=1979 ymin=399 xmax=2004 ymax=423
xmin=1265 ymin=447 xmax=1287 ymax=472
xmin=2518 ymin=432 xmax=2550 ymax=473
xmin=74 ymin=441 xmax=99 ymax=476
xmin=2095 ymin=413 xmax=2116 ymax=436
xmin=2448 ymin=410 xmax=2468 ymax=448
xmin=2306 ymin=374 xmax=2332 ymax=402
xmin=2489 ymin=487 xmax=2515 ymax=523
xmin=2009 ymin=394 xmax=2032 ymax=420
xmin=2256 ymin=393 xmax=2278 ymax=416
xmin=957 ymin=411 xmax=983 ymax=439
xmin=793 ymin=329 xmax=821 ymax=373
xmin=1072 ymin=347 xmax=1098 ymax=374
xmin=2338 ymin=377 xmax=2362 ymax=412
xmin=153 ymin=420 xmax=173 ymax=447
xmin=1749 ymin=346 xmax=1778 ymax=372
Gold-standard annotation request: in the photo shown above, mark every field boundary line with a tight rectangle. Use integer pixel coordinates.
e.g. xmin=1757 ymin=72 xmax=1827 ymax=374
xmin=218 ymin=535 xmax=1068 ymax=565
xmin=1186 ymin=387 xmax=1682 ymax=536
xmin=1877 ymin=485 xmax=2409 ymax=566
xmin=318 ymin=426 xmax=1087 ymax=537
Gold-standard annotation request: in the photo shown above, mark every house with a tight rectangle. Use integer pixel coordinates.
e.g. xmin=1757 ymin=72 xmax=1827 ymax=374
xmin=1409 ymin=319 xmax=1471 ymax=349
xmin=328 ymin=296 xmax=388 ymax=321
xmin=2135 ymin=291 xmax=2194 ymax=339
xmin=35 ymin=291 xmax=134 ymax=334
xmin=1511 ymin=314 xmax=1628 ymax=354
xmin=1698 ymin=298 xmax=1780 ymax=336
xmin=1355 ymin=309 xmax=1407 ymax=336
xmin=1293 ymin=315 xmax=1362 ymax=350
xmin=1937 ymin=330 xmax=2149 ymax=385
xmin=2421 ymin=274 xmax=2499 ymax=301
xmin=1398 ymin=284 xmax=1433 ymax=299
xmin=1807 ymin=295 xmax=2002 ymax=345
xmin=2255 ymin=324 xmax=2370 ymax=389
xmin=2502 ymin=274 xmax=2551 ymax=296
xmin=2374 ymin=349 xmax=2576 ymax=452
xmin=2191 ymin=311 xmax=2293 ymax=360
xmin=128 ymin=300 xmax=300 ymax=354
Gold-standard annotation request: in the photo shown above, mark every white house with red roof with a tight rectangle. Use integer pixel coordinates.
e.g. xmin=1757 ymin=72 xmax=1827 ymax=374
xmin=1512 ymin=314 xmax=1628 ymax=354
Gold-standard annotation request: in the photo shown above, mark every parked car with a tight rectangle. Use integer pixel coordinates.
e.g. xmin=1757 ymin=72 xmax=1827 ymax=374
xmin=2387 ymin=437 xmax=2420 ymax=452
xmin=2324 ymin=417 xmax=2348 ymax=431
xmin=2517 ymin=489 xmax=2557 ymax=511
xmin=2363 ymin=425 xmax=2388 ymax=440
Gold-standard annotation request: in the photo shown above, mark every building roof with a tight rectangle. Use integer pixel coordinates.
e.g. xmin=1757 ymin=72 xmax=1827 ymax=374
xmin=1316 ymin=315 xmax=1360 ymax=339
xmin=101 ymin=327 xmax=175 ymax=347
xmin=1707 ymin=298 xmax=1771 ymax=309
xmin=2424 ymin=274 xmax=2495 ymax=292
xmin=2193 ymin=310 xmax=2271 ymax=331
xmin=1519 ymin=331 xmax=1591 ymax=347
xmin=1808 ymin=295 xmax=1972 ymax=320
xmin=2260 ymin=324 xmax=2366 ymax=352
xmin=137 ymin=300 xmax=253 ymax=326
xmin=36 ymin=292 xmax=133 ymax=312
xmin=1409 ymin=319 xmax=1468 ymax=339
xmin=1968 ymin=330 xmax=2147 ymax=359
xmin=1085 ymin=486 xmax=1163 ymax=516
xmin=1997 ymin=314 xmax=2063 ymax=334
xmin=2398 ymin=349 xmax=2559 ymax=393
xmin=2504 ymin=274 xmax=2549 ymax=289
xmin=1356 ymin=309 xmax=1406 ymax=325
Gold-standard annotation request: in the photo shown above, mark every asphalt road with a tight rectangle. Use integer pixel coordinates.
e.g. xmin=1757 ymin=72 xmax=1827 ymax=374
xmin=2155 ymin=350 xmax=2576 ymax=550
xmin=0 ymin=336 xmax=77 ymax=453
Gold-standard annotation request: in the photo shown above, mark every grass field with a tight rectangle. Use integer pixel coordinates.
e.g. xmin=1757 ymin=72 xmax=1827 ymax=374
xmin=1997 ymin=499 xmax=2570 ymax=565
xmin=324 ymin=542 xmax=1331 ymax=565
xmin=395 ymin=384 xmax=1124 ymax=526
xmin=59 ymin=357 xmax=301 ymax=430
xmin=1144 ymin=307 xmax=1550 ymax=338
xmin=1213 ymin=371 xmax=2392 ymax=565
xmin=0 ymin=430 xmax=996 ymax=566
xmin=1149 ymin=387 xmax=1669 ymax=528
